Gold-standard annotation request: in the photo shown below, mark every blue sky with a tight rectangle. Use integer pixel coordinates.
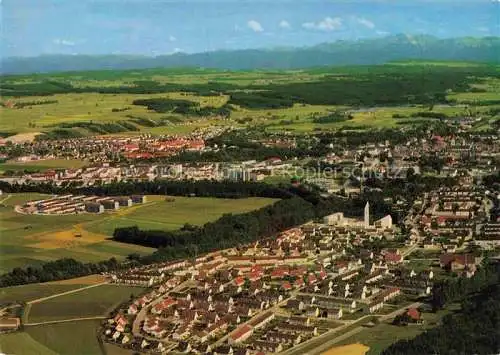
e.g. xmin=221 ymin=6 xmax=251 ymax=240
xmin=1 ymin=0 xmax=499 ymax=57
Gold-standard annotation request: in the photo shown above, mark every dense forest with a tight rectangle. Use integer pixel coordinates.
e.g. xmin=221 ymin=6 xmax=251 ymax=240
xmin=114 ymin=196 xmax=314 ymax=252
xmin=132 ymin=98 xmax=232 ymax=117
xmin=0 ymin=179 xmax=295 ymax=199
xmin=383 ymin=268 xmax=500 ymax=355
xmin=431 ymin=261 xmax=500 ymax=311
xmin=0 ymin=258 xmax=121 ymax=288
xmin=2 ymin=64 xmax=498 ymax=108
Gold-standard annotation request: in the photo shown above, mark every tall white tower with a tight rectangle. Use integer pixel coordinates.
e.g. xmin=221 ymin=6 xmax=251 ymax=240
xmin=364 ymin=202 xmax=370 ymax=228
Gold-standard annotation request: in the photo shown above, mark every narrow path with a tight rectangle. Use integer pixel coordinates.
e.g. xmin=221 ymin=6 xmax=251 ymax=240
xmin=24 ymin=316 xmax=106 ymax=326
xmin=282 ymin=302 xmax=422 ymax=355
xmin=27 ymin=282 xmax=109 ymax=305
xmin=0 ymin=194 xmax=13 ymax=204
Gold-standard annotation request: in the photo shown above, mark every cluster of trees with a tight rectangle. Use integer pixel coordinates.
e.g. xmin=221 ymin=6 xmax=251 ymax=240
xmin=383 ymin=279 xmax=500 ymax=355
xmin=77 ymin=180 xmax=295 ymax=199
xmin=169 ymin=146 xmax=319 ymax=163
xmin=0 ymin=179 xmax=295 ymax=198
xmin=228 ymin=92 xmax=295 ymax=109
xmin=132 ymin=98 xmax=199 ymax=113
xmin=132 ymin=98 xmax=231 ymax=117
xmin=126 ymin=116 xmax=160 ymax=127
xmin=0 ymin=258 xmax=121 ymax=287
xmin=55 ymin=121 xmax=139 ymax=134
xmin=312 ymin=112 xmax=353 ymax=124
xmin=431 ymin=261 xmax=500 ymax=311
xmin=410 ymin=111 xmax=448 ymax=119
xmin=113 ymin=196 xmax=315 ymax=250
xmin=4 ymin=99 xmax=58 ymax=109
xmin=36 ymin=129 xmax=85 ymax=141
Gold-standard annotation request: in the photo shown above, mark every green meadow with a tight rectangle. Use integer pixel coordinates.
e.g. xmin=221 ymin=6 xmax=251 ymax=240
xmin=1 ymin=62 xmax=499 ymax=138
xmin=0 ymin=193 xmax=277 ymax=273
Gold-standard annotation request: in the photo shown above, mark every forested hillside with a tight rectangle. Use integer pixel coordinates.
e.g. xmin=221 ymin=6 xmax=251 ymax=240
xmin=2 ymin=35 xmax=499 ymax=74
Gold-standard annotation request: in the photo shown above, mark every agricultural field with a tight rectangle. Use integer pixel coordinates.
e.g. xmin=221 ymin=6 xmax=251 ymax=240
xmin=0 ymin=331 xmax=58 ymax=355
xmin=334 ymin=305 xmax=461 ymax=355
xmin=1 ymin=62 xmax=499 ymax=138
xmin=0 ymin=283 xmax=89 ymax=305
xmin=0 ymin=158 xmax=88 ymax=173
xmin=0 ymin=92 xmax=228 ymax=136
xmin=323 ymin=343 xmax=370 ymax=355
xmin=84 ymin=195 xmax=279 ymax=235
xmin=0 ymin=193 xmax=277 ymax=273
xmin=26 ymin=284 xmax=145 ymax=323
xmin=0 ymin=275 xmax=106 ymax=305
xmin=26 ymin=320 xmax=104 ymax=355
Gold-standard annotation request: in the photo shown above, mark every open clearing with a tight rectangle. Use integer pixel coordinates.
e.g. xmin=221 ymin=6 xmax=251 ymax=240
xmin=84 ymin=195 xmax=279 ymax=235
xmin=0 ymin=282 xmax=90 ymax=305
xmin=3 ymin=132 xmax=42 ymax=143
xmin=0 ymin=193 xmax=276 ymax=273
xmin=26 ymin=319 xmax=103 ymax=355
xmin=334 ymin=305 xmax=461 ymax=355
xmin=27 ymin=284 xmax=145 ymax=323
xmin=48 ymin=274 xmax=106 ymax=285
xmin=0 ymin=331 xmax=58 ymax=355
xmin=0 ymin=158 xmax=89 ymax=172
xmin=322 ymin=343 xmax=370 ymax=355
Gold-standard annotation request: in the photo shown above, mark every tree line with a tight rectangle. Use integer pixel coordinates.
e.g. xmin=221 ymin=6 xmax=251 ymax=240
xmin=3 ymin=65 xmax=497 ymax=108
xmin=0 ymin=179 xmax=393 ymax=287
xmin=383 ymin=266 xmax=500 ymax=355
xmin=430 ymin=261 xmax=500 ymax=311
xmin=0 ymin=258 xmax=121 ymax=288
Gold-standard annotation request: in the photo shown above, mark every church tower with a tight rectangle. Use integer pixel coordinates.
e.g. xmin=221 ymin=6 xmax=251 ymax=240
xmin=364 ymin=202 xmax=370 ymax=228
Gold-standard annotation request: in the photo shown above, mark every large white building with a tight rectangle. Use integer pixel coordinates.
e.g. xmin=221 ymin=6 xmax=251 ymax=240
xmin=323 ymin=201 xmax=392 ymax=230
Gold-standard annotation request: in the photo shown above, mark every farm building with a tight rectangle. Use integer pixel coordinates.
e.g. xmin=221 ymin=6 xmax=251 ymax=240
xmin=85 ymin=202 xmax=105 ymax=213
xmin=114 ymin=197 xmax=133 ymax=207
xmin=102 ymin=200 xmax=120 ymax=210
xmin=131 ymin=195 xmax=147 ymax=204
xmin=0 ymin=317 xmax=20 ymax=331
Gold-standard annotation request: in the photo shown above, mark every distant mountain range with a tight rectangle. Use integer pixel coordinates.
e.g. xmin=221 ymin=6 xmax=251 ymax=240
xmin=2 ymin=35 xmax=499 ymax=75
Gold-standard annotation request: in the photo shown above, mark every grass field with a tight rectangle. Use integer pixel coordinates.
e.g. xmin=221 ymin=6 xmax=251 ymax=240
xmin=0 ymin=92 xmax=226 ymax=136
xmin=0 ymin=331 xmax=58 ymax=355
xmin=323 ymin=343 xmax=370 ymax=355
xmin=27 ymin=284 xmax=145 ymax=323
xmin=26 ymin=320 xmax=104 ymax=355
xmin=335 ymin=305 xmax=461 ymax=355
xmin=0 ymin=158 xmax=88 ymax=173
xmin=84 ymin=195 xmax=278 ymax=235
xmin=0 ymin=193 xmax=277 ymax=273
xmin=0 ymin=283 xmax=91 ymax=305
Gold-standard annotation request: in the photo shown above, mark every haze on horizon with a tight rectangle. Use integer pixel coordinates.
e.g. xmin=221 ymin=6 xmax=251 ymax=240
xmin=1 ymin=0 xmax=499 ymax=58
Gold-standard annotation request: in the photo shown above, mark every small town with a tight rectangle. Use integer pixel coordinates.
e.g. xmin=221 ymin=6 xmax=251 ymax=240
xmin=1 ymin=2 xmax=499 ymax=354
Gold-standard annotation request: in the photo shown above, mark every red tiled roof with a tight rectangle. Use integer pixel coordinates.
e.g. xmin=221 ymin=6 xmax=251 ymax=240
xmin=407 ymin=308 xmax=420 ymax=321
xmin=230 ymin=324 xmax=252 ymax=341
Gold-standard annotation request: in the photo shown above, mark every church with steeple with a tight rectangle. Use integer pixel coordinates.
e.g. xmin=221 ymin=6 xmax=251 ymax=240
xmin=323 ymin=201 xmax=392 ymax=230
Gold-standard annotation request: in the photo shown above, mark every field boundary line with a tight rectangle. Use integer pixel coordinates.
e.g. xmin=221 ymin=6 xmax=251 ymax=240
xmin=24 ymin=316 xmax=107 ymax=326
xmin=27 ymin=282 xmax=109 ymax=305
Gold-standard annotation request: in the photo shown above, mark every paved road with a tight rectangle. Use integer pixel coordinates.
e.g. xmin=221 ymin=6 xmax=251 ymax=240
xmin=24 ymin=316 xmax=106 ymax=326
xmin=132 ymin=280 xmax=196 ymax=340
